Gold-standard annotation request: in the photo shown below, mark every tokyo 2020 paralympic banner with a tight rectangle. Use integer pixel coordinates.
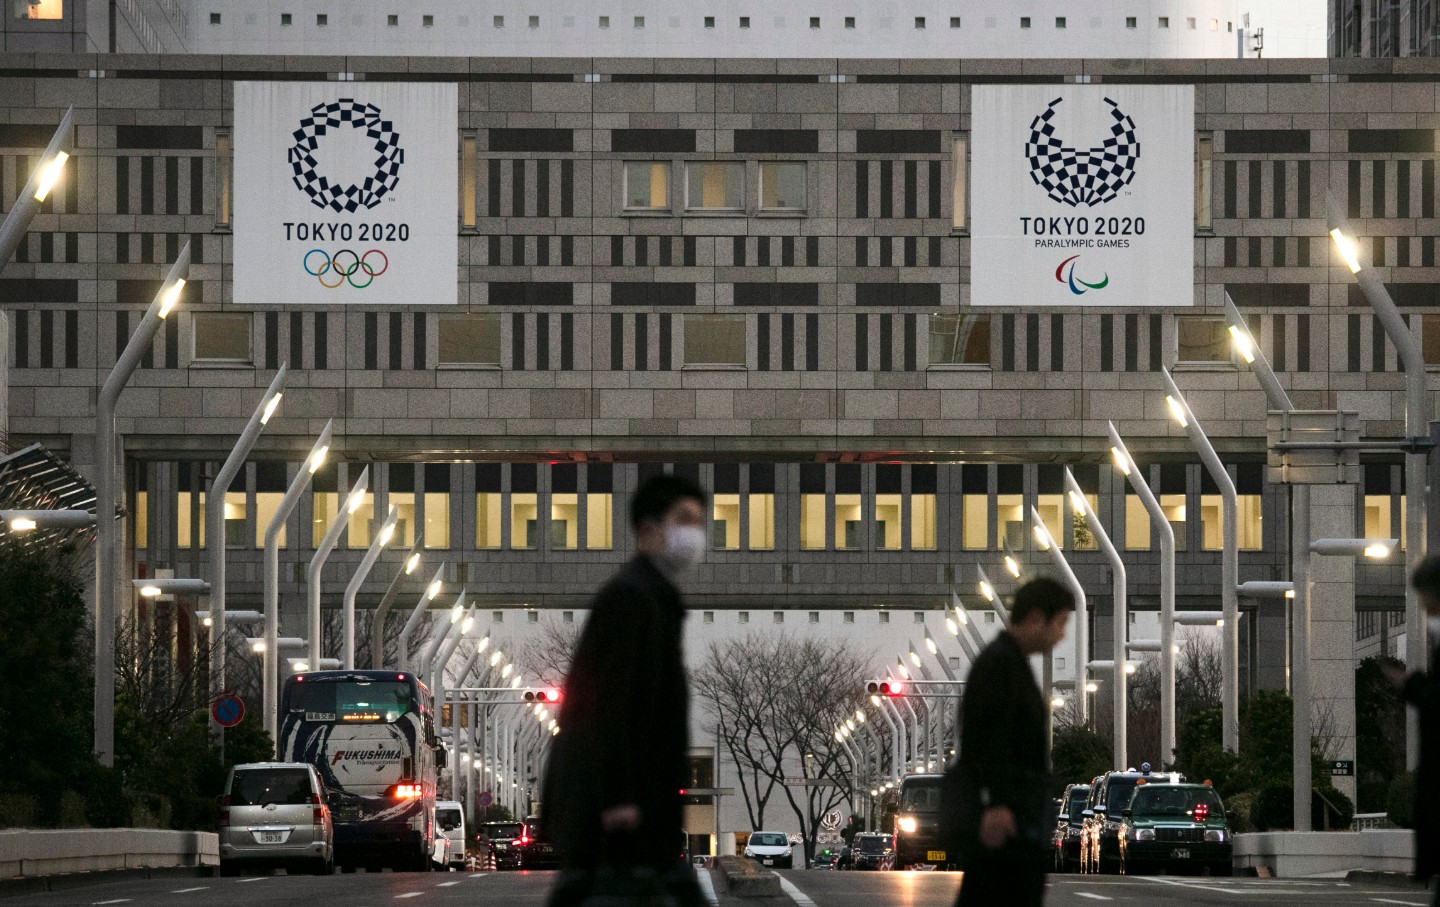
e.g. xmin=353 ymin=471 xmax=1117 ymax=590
xmin=971 ymin=85 xmax=1194 ymax=307
xmin=234 ymin=82 xmax=458 ymax=305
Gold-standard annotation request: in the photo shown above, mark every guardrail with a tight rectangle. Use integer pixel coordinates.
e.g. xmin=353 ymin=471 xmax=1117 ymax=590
xmin=1233 ymin=829 xmax=1413 ymax=878
xmin=1351 ymin=813 xmax=1395 ymax=832
xmin=0 ymin=829 xmax=217 ymax=880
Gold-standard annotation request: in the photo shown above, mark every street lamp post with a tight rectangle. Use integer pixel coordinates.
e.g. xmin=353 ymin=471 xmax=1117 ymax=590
xmin=342 ymin=506 xmax=399 ymax=670
xmin=1108 ymin=422 xmax=1178 ymax=762
xmin=1030 ymin=507 xmax=1087 ymax=725
xmin=369 ymin=535 xmax=423 ymax=669
xmin=206 ymin=366 xmax=287 ymax=754
xmin=397 ymin=565 xmax=447 ymax=671
xmin=1327 ymin=193 xmax=1430 ymax=769
xmin=1161 ymin=368 xmax=1240 ymax=752
xmin=95 ymin=246 xmax=190 ymax=766
xmin=1 ymin=509 xmax=96 ymax=530
xmin=262 ymin=422 xmax=334 ymax=739
xmin=307 ymin=467 xmax=371 ymax=668
xmin=1064 ymin=468 xmax=1128 ymax=769
xmin=0 ymin=106 xmax=73 ymax=272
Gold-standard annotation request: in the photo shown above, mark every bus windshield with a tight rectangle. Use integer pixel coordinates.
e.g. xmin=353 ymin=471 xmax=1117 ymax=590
xmin=287 ymin=679 xmax=413 ymax=723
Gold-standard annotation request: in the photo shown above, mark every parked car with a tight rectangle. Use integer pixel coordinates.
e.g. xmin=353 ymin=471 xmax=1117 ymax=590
xmin=518 ymin=815 xmax=562 ymax=870
xmin=743 ymin=831 xmax=794 ymax=869
xmin=893 ymin=773 xmax=950 ymax=869
xmin=812 ymin=847 xmax=839 ymax=869
xmin=219 ymin=762 xmax=334 ymax=877
xmin=1117 ymin=783 xmax=1232 ymax=877
xmin=476 ymin=820 xmax=525 ymax=870
xmin=1081 ymin=767 xmax=1184 ymax=874
xmin=1051 ymin=783 xmax=1091 ymax=872
xmin=434 ymin=801 xmax=466 ymax=870
xmin=847 ymin=832 xmax=894 ymax=871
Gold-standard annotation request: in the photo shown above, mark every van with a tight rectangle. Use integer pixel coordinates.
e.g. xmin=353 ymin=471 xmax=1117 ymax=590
xmin=219 ymin=762 xmax=334 ymax=876
xmin=893 ymin=774 xmax=949 ymax=869
xmin=434 ymin=800 xmax=466 ymax=871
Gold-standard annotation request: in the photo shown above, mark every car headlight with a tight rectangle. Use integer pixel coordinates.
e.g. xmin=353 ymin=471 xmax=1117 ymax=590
xmin=1131 ymin=828 xmax=1154 ymax=841
xmin=1204 ymin=830 xmax=1225 ymax=842
xmin=897 ymin=817 xmax=918 ymax=834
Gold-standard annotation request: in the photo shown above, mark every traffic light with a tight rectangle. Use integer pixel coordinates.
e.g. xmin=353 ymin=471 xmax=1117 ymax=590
xmin=523 ymin=688 xmax=562 ymax=704
xmin=864 ymin=679 xmax=905 ymax=697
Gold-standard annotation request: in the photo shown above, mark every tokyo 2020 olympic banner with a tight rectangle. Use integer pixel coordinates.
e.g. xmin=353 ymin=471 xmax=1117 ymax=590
xmin=233 ymin=82 xmax=458 ymax=305
xmin=971 ymin=85 xmax=1194 ymax=307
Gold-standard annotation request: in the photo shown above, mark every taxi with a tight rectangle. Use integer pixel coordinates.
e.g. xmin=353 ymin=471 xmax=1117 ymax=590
xmin=1117 ymin=782 xmax=1232 ymax=877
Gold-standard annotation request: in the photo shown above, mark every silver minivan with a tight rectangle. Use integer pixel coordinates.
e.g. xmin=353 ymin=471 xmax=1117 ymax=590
xmin=434 ymin=801 xmax=466 ymax=871
xmin=219 ymin=762 xmax=334 ymax=876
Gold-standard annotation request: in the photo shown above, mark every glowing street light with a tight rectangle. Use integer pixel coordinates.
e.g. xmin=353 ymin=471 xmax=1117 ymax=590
xmin=0 ymin=106 xmax=74 ymax=272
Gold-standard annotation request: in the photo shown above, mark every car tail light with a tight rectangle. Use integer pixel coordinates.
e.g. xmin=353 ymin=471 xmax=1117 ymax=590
xmin=519 ymin=835 xmax=531 ymax=846
xmin=1193 ymin=803 xmax=1209 ymax=821
xmin=393 ymin=783 xmax=422 ymax=800
xmin=311 ymin=793 xmax=325 ymax=823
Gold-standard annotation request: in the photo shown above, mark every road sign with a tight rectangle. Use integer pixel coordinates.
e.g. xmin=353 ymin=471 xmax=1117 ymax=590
xmin=211 ymin=693 xmax=245 ymax=728
xmin=1328 ymin=760 xmax=1355 ymax=777
xmin=478 ymin=790 xmax=493 ymax=808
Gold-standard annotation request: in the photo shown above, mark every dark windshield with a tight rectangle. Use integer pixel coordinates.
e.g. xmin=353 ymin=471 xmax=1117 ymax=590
xmin=1130 ymin=786 xmax=1225 ymax=820
xmin=481 ymin=823 xmax=523 ymax=839
xmin=285 ymin=679 xmax=413 ymax=723
xmin=855 ymin=835 xmax=892 ymax=853
xmin=230 ymin=768 xmax=312 ymax=806
xmin=900 ymin=780 xmax=942 ymax=813
xmin=1066 ymin=789 xmax=1088 ymax=823
xmin=436 ymin=808 xmax=462 ymax=829
xmin=1105 ymin=778 xmax=1142 ymax=812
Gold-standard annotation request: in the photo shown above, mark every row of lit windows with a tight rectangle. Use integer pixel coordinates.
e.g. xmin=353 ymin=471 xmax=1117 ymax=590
xmin=206 ymin=10 xmax=1234 ymax=33
xmin=623 ymin=162 xmax=804 ymax=214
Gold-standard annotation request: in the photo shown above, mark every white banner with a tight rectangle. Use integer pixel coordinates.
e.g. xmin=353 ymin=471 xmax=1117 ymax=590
xmin=971 ymin=85 xmax=1194 ymax=307
xmin=234 ymin=82 xmax=458 ymax=305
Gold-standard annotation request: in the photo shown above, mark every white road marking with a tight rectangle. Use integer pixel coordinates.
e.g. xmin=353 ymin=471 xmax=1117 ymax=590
xmin=170 ymin=887 xmax=208 ymax=894
xmin=437 ymin=880 xmax=460 ymax=887
xmin=236 ymin=877 xmax=266 ymax=883
xmin=92 ymin=900 xmax=131 ymax=905
xmin=775 ymin=874 xmax=819 ymax=907
xmin=1142 ymin=876 xmax=1312 ymax=896
xmin=1076 ymin=894 xmax=1113 ymax=901
xmin=1369 ymin=899 xmax=1427 ymax=906
xmin=695 ymin=867 xmax=720 ymax=907
xmin=395 ymin=893 xmax=423 ymax=900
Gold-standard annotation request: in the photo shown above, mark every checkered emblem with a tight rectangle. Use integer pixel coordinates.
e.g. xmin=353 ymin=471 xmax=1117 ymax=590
xmin=287 ymin=98 xmax=404 ymax=213
xmin=1024 ymin=96 xmax=1140 ymax=208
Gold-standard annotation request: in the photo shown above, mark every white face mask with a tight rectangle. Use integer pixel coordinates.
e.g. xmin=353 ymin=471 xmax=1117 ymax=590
xmin=1428 ymin=615 xmax=1440 ymax=639
xmin=657 ymin=524 xmax=707 ymax=576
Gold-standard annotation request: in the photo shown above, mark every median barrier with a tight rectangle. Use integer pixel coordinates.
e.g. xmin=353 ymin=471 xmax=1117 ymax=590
xmin=0 ymin=829 xmax=217 ymax=880
xmin=715 ymin=855 xmax=781 ymax=897
xmin=1232 ymin=829 xmax=1413 ymax=878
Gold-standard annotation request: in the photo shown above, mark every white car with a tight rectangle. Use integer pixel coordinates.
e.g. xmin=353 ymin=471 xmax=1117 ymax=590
xmin=744 ymin=831 xmax=794 ymax=869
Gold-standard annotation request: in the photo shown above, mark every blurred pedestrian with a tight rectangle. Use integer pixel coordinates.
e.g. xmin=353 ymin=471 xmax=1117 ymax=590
xmin=1404 ymin=556 xmax=1440 ymax=907
xmin=543 ymin=474 xmax=708 ymax=907
xmin=947 ymin=576 xmax=1074 ymax=907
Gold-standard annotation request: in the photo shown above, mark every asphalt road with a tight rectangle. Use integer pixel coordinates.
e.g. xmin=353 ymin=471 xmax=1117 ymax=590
xmin=0 ymin=867 xmax=1431 ymax=907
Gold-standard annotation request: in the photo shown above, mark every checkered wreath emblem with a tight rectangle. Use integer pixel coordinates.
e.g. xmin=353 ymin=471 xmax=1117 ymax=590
xmin=1024 ymin=96 xmax=1140 ymax=208
xmin=287 ymin=98 xmax=404 ymax=213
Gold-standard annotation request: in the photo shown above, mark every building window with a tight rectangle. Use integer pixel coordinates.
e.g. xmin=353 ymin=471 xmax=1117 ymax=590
xmin=952 ymin=135 xmax=968 ymax=230
xmin=713 ymin=494 xmax=740 ymax=550
xmin=423 ymin=467 xmax=449 ymax=549
xmin=1055 ymin=16 xmax=1066 ymax=28
xmin=1227 ymin=21 xmax=1233 ymax=32
xmin=192 ymin=312 xmax=251 ymax=363
xmin=929 ymin=313 xmax=990 ymax=366
xmin=280 ymin=13 xmax=291 ymax=25
xmin=1424 ymin=315 xmax=1440 ymax=365
xmin=1125 ymin=495 xmax=1150 ymax=550
xmin=422 ymin=14 xmax=433 ymax=26
xmin=346 ymin=483 xmax=376 ymax=549
xmin=1020 ymin=16 xmax=1031 ymax=28
xmin=914 ymin=16 xmax=925 ymax=28
xmin=461 ymin=132 xmax=478 ymax=229
xmin=738 ymin=611 xmax=750 ymax=624
xmin=683 ymin=315 xmax=746 ymax=367
xmin=1209 ymin=18 xmax=1218 ymax=30
xmin=1158 ymin=16 xmax=1169 ymax=27
xmin=215 ymin=131 xmax=232 ymax=228
xmin=998 ymin=492 xmax=1025 ymax=549
xmin=1202 ymin=494 xmax=1263 ymax=551
xmin=878 ymin=611 xmax=890 ymax=624
xmin=599 ymin=15 xmax=609 ymax=27
xmin=844 ymin=611 xmax=855 ymax=623
xmin=836 ymin=493 xmax=862 ymax=550
xmin=773 ymin=611 xmax=784 ymax=624
xmin=529 ymin=15 xmax=539 ymax=27
xmin=1196 ymin=133 xmax=1213 ymax=231
xmin=1036 ymin=493 xmax=1068 ymax=550
xmin=962 ymin=487 xmax=987 ymax=551
xmin=809 ymin=16 xmax=819 ymax=28
xmin=800 ymin=494 xmax=825 ymax=550
xmin=552 ymin=493 xmax=579 ymax=549
xmin=1126 ymin=16 xmax=1136 ymax=28
xmin=492 ymin=611 xmax=504 ymax=623
xmin=911 ymin=492 xmax=937 ymax=550
xmin=704 ymin=16 xmax=714 ymax=27
xmin=438 ymin=313 xmax=501 ymax=366
xmin=634 ymin=15 xmax=644 ymax=27
xmin=1176 ymin=316 xmax=1229 ymax=363
xmin=950 ymin=16 xmax=961 ymax=28
xmin=387 ymin=14 xmax=397 ymax=26
xmin=739 ymin=16 xmax=749 ymax=28
xmin=809 ymin=611 xmax=820 ymax=623
xmin=875 ymin=493 xmax=902 ymax=550
xmin=748 ymin=466 xmax=776 ymax=550
xmin=15 ymin=0 xmax=63 ymax=18
xmin=703 ymin=611 xmax=714 ymax=623
xmin=493 ymin=15 xmax=503 ymax=27
xmin=686 ymin=162 xmax=744 ymax=210
xmin=624 ymin=162 xmax=670 ymax=210
xmin=316 ymin=13 xmax=327 ymax=26
xmin=1365 ymin=494 xmax=1393 ymax=541
xmin=759 ymin=162 xmax=805 ymax=211
xmin=209 ymin=12 xmax=220 ymax=24
xmin=1187 ymin=17 xmax=1197 ymax=28
xmin=844 ymin=16 xmax=855 ymax=28
xmin=1070 ymin=493 xmax=1099 ymax=551
xmin=510 ymin=493 xmax=538 ymax=549
xmin=1163 ymin=494 xmax=1187 ymax=550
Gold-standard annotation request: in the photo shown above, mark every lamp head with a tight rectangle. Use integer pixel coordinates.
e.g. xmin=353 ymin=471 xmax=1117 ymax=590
xmin=158 ymin=278 xmax=186 ymax=319
xmin=1067 ymin=489 xmax=1087 ymax=516
xmin=32 ymin=150 xmax=69 ymax=202
xmin=1164 ymin=394 xmax=1189 ymax=429
xmin=379 ymin=522 xmax=396 ymax=545
xmin=406 ymin=552 xmax=421 ymax=574
xmin=308 ymin=445 xmax=329 ymax=474
xmin=1330 ymin=227 xmax=1362 ymax=274
xmin=9 ymin=517 xmax=37 ymax=532
xmin=1033 ymin=523 xmax=1052 ymax=551
xmin=1110 ymin=446 xmax=1132 ymax=477
xmin=139 ymin=584 xmax=163 ymax=598
xmin=1364 ymin=543 xmax=1393 ymax=559
xmin=260 ymin=391 xmax=282 ymax=425
xmin=1003 ymin=554 xmax=1021 ymax=578
xmin=1227 ymin=325 xmax=1256 ymax=364
xmin=427 ymin=578 xmax=443 ymax=600
xmin=979 ymin=579 xmax=995 ymax=602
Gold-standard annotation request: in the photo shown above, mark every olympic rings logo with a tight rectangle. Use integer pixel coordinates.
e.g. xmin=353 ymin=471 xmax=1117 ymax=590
xmin=302 ymin=249 xmax=389 ymax=289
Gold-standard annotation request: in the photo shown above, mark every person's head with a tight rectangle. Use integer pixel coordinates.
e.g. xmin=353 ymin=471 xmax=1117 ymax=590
xmin=1008 ymin=576 xmax=1075 ymax=655
xmin=631 ymin=473 xmax=707 ymax=573
xmin=1410 ymin=554 xmax=1440 ymax=616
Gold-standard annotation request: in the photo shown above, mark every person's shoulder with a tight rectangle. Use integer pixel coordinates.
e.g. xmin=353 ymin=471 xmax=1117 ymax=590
xmin=590 ymin=558 xmax=665 ymax=613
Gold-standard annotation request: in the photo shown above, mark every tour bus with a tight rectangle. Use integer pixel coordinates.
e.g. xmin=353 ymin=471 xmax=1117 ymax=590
xmin=280 ymin=669 xmax=445 ymax=871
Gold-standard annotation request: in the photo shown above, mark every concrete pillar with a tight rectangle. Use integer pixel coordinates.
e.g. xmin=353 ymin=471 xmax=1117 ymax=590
xmin=1257 ymin=601 xmax=1290 ymax=692
xmin=1307 ymin=484 xmax=1357 ymax=807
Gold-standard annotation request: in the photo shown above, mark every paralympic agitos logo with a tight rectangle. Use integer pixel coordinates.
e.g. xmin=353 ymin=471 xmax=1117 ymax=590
xmin=1055 ymin=255 xmax=1108 ymax=296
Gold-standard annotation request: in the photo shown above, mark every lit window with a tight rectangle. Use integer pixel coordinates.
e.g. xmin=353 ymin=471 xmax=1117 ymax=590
xmin=255 ymin=492 xmax=286 ymax=548
xmin=952 ymin=135 xmax=968 ymax=230
xmin=1162 ymin=494 xmax=1187 ymax=551
xmin=210 ymin=12 xmax=220 ymax=25
xmin=438 ymin=313 xmax=501 ymax=366
xmin=800 ymin=494 xmax=826 ymax=549
xmin=316 ymin=14 xmax=327 ymax=26
xmin=1125 ymin=496 xmax=1150 ymax=551
xmin=962 ymin=490 xmax=987 ymax=551
xmin=929 ymin=313 xmax=990 ymax=365
xmin=16 ymin=0 xmax=63 ymax=18
xmin=192 ymin=312 xmax=252 ymax=363
xmin=1036 ymin=494 xmax=1067 ymax=550
xmin=748 ymin=493 xmax=775 ymax=550
xmin=1209 ymin=18 xmax=1218 ymax=30
xmin=424 ymin=488 xmax=449 ymax=550
xmin=1126 ymin=16 xmax=1136 ymax=28
xmin=1055 ymin=16 xmax=1066 ymax=28
xmin=911 ymin=492 xmax=937 ymax=550
xmin=1176 ymin=316 xmax=1229 ymax=363
xmin=476 ymin=493 xmax=502 ymax=549
xmin=1196 ymin=134 xmax=1213 ymax=231
xmin=998 ymin=493 xmax=1025 ymax=549
xmin=759 ymin=162 xmax=805 ymax=211
xmin=586 ymin=494 xmax=613 ymax=549
xmin=876 ymin=494 xmax=902 ymax=550
xmin=844 ymin=16 xmax=855 ymax=28
xmin=347 ymin=487 xmax=375 ymax=548
xmin=1070 ymin=493 xmax=1099 ymax=551
xmin=713 ymin=494 xmax=740 ymax=550
xmin=552 ymin=494 xmax=579 ymax=549
xmin=1202 ymin=494 xmax=1263 ymax=551
xmin=686 ymin=162 xmax=744 ymax=210
xmin=1365 ymin=494 xmax=1393 ymax=542
xmin=1020 ymin=17 xmax=1031 ymax=28
xmin=624 ymin=161 xmax=670 ymax=209
xmin=809 ymin=16 xmax=819 ymax=28
xmin=914 ymin=16 xmax=925 ymax=28
xmin=1158 ymin=17 xmax=1169 ymax=27
xmin=461 ymin=132 xmax=478 ymax=229
xmin=704 ymin=16 xmax=714 ymax=28
xmin=134 ymin=491 xmax=148 ymax=548
xmin=511 ymin=493 xmax=538 ymax=549
xmin=312 ymin=488 xmax=337 ymax=547
xmin=836 ymin=493 xmax=862 ymax=550
xmin=684 ymin=315 xmax=746 ymax=367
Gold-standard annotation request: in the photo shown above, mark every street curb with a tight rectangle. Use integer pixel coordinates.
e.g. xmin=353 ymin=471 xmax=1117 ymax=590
xmin=1345 ymin=869 xmax=1427 ymax=890
xmin=716 ymin=856 xmax=781 ymax=897
xmin=0 ymin=865 xmax=213 ymax=899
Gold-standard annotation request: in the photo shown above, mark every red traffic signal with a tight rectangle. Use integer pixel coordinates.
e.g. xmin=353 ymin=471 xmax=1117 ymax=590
xmin=864 ymin=679 xmax=905 ymax=697
xmin=524 ymin=688 xmax=562 ymax=704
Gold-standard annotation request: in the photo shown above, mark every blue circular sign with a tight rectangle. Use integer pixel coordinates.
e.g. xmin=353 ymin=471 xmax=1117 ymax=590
xmin=211 ymin=694 xmax=245 ymax=728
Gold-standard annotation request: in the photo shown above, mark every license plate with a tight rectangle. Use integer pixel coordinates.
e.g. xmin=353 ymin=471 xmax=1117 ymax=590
xmin=258 ymin=832 xmax=284 ymax=844
xmin=762 ymin=859 xmax=773 ymax=866
xmin=927 ymin=850 xmax=947 ymax=861
xmin=1171 ymin=848 xmax=1190 ymax=860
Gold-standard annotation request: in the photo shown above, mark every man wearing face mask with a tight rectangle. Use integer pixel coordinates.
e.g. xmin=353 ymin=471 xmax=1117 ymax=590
xmin=543 ymin=473 xmax=708 ymax=907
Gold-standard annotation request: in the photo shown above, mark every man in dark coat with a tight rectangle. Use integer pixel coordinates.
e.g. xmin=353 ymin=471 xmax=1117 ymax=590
xmin=949 ymin=577 xmax=1074 ymax=907
xmin=543 ymin=474 xmax=708 ymax=907
xmin=1404 ymin=556 xmax=1440 ymax=905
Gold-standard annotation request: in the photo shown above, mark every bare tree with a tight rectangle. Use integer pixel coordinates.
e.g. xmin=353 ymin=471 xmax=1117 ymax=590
xmin=519 ymin=619 xmax=581 ymax=688
xmin=115 ymin=608 xmax=213 ymax=734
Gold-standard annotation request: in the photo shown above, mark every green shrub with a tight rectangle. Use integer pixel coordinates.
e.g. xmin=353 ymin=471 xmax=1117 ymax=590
xmin=1223 ymin=791 xmax=1255 ymax=834
xmin=1251 ymin=783 xmax=1293 ymax=831
xmin=1386 ymin=772 xmax=1416 ymax=829
xmin=1312 ymin=786 xmax=1354 ymax=830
